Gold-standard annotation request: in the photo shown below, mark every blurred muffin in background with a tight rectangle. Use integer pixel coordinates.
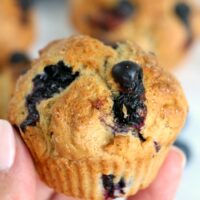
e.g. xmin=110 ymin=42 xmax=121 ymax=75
xmin=0 ymin=0 xmax=35 ymax=63
xmin=71 ymin=0 xmax=200 ymax=69
xmin=0 ymin=52 xmax=30 ymax=119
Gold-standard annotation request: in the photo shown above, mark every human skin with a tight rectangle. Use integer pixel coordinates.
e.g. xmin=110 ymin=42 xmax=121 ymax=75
xmin=0 ymin=120 xmax=185 ymax=200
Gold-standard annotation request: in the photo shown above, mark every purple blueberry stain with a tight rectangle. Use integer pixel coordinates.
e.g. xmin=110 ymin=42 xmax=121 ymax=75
xmin=100 ymin=117 xmax=145 ymax=141
xmin=112 ymin=61 xmax=147 ymax=141
xmin=20 ymin=61 xmax=79 ymax=132
xmin=102 ymin=175 xmax=127 ymax=199
xmin=153 ymin=140 xmax=161 ymax=153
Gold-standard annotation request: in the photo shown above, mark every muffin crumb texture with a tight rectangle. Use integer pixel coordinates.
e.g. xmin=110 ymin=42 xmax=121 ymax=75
xmin=9 ymin=35 xmax=188 ymax=200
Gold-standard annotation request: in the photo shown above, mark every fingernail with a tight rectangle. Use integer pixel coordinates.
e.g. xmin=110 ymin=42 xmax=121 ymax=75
xmin=0 ymin=120 xmax=16 ymax=171
xmin=172 ymin=146 xmax=187 ymax=169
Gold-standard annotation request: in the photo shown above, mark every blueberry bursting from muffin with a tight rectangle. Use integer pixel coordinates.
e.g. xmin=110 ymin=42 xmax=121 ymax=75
xmin=21 ymin=59 xmax=147 ymax=134
xmin=20 ymin=61 xmax=79 ymax=131
xmin=112 ymin=61 xmax=147 ymax=139
xmin=101 ymin=61 xmax=147 ymax=199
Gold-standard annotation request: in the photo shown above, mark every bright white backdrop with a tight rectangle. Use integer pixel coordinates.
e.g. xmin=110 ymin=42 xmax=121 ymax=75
xmin=31 ymin=0 xmax=200 ymax=199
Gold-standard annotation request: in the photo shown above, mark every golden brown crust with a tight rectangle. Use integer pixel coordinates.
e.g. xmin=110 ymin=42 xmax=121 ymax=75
xmin=9 ymin=35 xmax=188 ymax=199
xmin=71 ymin=0 xmax=200 ymax=68
xmin=0 ymin=0 xmax=35 ymax=63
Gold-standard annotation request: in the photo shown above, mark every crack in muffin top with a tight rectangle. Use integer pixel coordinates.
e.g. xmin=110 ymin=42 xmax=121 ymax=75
xmin=18 ymin=37 xmax=147 ymax=142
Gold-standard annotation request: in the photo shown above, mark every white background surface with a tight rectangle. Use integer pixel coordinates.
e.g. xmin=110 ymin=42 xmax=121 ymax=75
xmin=32 ymin=0 xmax=200 ymax=199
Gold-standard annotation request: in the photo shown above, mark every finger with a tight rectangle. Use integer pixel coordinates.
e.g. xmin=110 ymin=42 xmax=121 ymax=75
xmin=0 ymin=120 xmax=36 ymax=200
xmin=36 ymin=177 xmax=54 ymax=200
xmin=51 ymin=193 xmax=79 ymax=200
xmin=128 ymin=146 xmax=186 ymax=200
xmin=0 ymin=120 xmax=15 ymax=171
xmin=0 ymin=120 xmax=54 ymax=200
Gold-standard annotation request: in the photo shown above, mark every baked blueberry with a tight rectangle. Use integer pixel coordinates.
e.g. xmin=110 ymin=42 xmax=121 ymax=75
xmin=113 ymin=92 xmax=147 ymax=131
xmin=20 ymin=61 xmax=79 ymax=131
xmin=102 ymin=174 xmax=115 ymax=198
xmin=113 ymin=0 xmax=134 ymax=19
xmin=112 ymin=61 xmax=147 ymax=138
xmin=154 ymin=141 xmax=161 ymax=153
xmin=102 ymin=174 xmax=126 ymax=199
xmin=112 ymin=61 xmax=141 ymax=89
xmin=18 ymin=0 xmax=34 ymax=11
xmin=175 ymin=2 xmax=191 ymax=26
xmin=9 ymin=52 xmax=30 ymax=64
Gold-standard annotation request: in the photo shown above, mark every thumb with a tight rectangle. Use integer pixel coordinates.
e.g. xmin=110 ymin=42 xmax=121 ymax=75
xmin=0 ymin=120 xmax=36 ymax=200
xmin=129 ymin=147 xmax=186 ymax=200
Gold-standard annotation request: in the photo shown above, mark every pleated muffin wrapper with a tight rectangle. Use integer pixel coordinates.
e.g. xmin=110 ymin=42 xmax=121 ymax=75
xmin=24 ymin=134 xmax=170 ymax=200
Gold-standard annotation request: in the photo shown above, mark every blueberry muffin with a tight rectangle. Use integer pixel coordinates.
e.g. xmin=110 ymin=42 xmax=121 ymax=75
xmin=9 ymin=36 xmax=188 ymax=200
xmin=71 ymin=0 xmax=200 ymax=68
xmin=0 ymin=0 xmax=35 ymax=63
xmin=0 ymin=53 xmax=30 ymax=119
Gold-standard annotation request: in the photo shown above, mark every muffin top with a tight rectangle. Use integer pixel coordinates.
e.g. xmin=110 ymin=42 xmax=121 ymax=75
xmin=9 ymin=35 xmax=188 ymax=162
